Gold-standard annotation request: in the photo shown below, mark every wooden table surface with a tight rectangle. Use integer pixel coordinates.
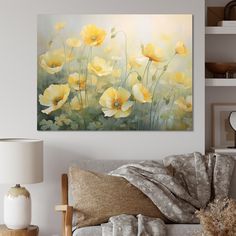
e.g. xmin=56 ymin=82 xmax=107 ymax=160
xmin=0 ymin=225 xmax=39 ymax=236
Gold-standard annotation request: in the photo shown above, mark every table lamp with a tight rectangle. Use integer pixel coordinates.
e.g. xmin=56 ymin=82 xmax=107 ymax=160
xmin=0 ymin=139 xmax=43 ymax=230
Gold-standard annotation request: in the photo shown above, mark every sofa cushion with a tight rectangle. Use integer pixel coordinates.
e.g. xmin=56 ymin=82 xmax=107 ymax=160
xmin=68 ymin=158 xmax=236 ymax=200
xmin=69 ymin=165 xmax=167 ymax=228
xmin=73 ymin=226 xmax=102 ymax=236
xmin=72 ymin=224 xmax=202 ymax=236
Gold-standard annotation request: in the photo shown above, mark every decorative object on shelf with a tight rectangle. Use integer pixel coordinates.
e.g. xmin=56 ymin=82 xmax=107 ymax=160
xmin=37 ymin=14 xmax=193 ymax=131
xmin=196 ymin=198 xmax=236 ymax=236
xmin=212 ymin=103 xmax=236 ymax=148
xmin=225 ymin=0 xmax=236 ymax=20
xmin=216 ymin=1 xmax=236 ymax=26
xmin=207 ymin=6 xmax=236 ymax=26
xmin=206 ymin=62 xmax=236 ymax=78
xmin=228 ymin=111 xmax=236 ymax=147
xmin=0 ymin=139 xmax=43 ymax=230
xmin=0 ymin=225 xmax=39 ymax=236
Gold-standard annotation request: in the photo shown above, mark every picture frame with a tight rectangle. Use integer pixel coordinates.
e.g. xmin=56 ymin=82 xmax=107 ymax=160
xmin=37 ymin=14 xmax=193 ymax=131
xmin=212 ymin=103 xmax=236 ymax=147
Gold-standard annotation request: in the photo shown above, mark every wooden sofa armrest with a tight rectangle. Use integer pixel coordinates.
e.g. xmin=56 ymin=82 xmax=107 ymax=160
xmin=55 ymin=205 xmax=73 ymax=236
xmin=55 ymin=204 xmax=70 ymax=212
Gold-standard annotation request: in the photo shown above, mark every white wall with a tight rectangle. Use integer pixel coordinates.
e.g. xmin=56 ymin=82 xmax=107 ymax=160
xmin=0 ymin=0 xmax=205 ymax=235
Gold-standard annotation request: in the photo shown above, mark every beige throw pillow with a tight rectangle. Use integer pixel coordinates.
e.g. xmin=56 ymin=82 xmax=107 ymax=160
xmin=68 ymin=165 xmax=167 ymax=228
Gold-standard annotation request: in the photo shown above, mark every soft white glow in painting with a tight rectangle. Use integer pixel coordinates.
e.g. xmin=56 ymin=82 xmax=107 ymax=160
xmin=37 ymin=14 xmax=192 ymax=131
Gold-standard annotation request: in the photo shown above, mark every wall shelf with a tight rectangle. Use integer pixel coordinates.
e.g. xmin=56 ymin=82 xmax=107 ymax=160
xmin=211 ymin=147 xmax=236 ymax=157
xmin=205 ymin=26 xmax=236 ymax=34
xmin=205 ymin=78 xmax=236 ymax=87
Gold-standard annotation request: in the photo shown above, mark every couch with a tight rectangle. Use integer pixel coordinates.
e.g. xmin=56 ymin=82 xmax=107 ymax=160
xmin=55 ymin=158 xmax=236 ymax=236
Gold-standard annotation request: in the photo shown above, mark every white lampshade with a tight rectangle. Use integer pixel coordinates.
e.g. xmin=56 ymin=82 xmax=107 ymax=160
xmin=0 ymin=139 xmax=43 ymax=184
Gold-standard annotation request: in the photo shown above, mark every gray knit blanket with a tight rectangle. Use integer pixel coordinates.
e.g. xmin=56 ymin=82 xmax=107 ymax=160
xmin=101 ymin=152 xmax=234 ymax=236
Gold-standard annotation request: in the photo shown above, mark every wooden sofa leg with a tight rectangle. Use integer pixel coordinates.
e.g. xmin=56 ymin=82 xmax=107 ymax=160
xmin=65 ymin=206 xmax=73 ymax=236
xmin=55 ymin=205 xmax=73 ymax=236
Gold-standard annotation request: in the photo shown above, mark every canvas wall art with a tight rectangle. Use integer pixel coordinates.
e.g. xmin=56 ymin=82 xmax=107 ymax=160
xmin=37 ymin=14 xmax=192 ymax=131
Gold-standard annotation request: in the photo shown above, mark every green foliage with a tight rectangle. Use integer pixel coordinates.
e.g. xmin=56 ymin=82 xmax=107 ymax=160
xmin=137 ymin=75 xmax=142 ymax=81
xmin=39 ymin=119 xmax=59 ymax=131
xmin=111 ymin=34 xmax=116 ymax=39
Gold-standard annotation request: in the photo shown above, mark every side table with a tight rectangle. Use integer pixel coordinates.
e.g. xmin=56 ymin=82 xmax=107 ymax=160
xmin=0 ymin=225 xmax=39 ymax=236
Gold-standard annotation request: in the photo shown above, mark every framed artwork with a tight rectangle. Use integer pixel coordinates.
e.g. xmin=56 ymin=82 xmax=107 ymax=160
xmin=37 ymin=14 xmax=193 ymax=131
xmin=212 ymin=103 xmax=236 ymax=147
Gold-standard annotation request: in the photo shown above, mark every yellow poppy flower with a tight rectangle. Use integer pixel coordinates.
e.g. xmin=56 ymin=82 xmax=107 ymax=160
xmin=54 ymin=22 xmax=65 ymax=31
xmin=39 ymin=49 xmax=74 ymax=74
xmin=39 ymin=84 xmax=70 ymax=114
xmin=169 ymin=72 xmax=192 ymax=88
xmin=175 ymin=41 xmax=188 ymax=55
xmin=88 ymin=56 xmax=112 ymax=77
xmin=55 ymin=114 xmax=71 ymax=126
xmin=68 ymin=73 xmax=86 ymax=90
xmin=132 ymin=83 xmax=152 ymax=103
xmin=40 ymin=50 xmax=65 ymax=74
xmin=175 ymin=96 xmax=192 ymax=112
xmin=142 ymin=43 xmax=163 ymax=62
xmin=81 ymin=24 xmax=106 ymax=46
xmin=66 ymin=37 xmax=82 ymax=48
xmin=99 ymin=87 xmax=133 ymax=118
xmin=70 ymin=96 xmax=82 ymax=111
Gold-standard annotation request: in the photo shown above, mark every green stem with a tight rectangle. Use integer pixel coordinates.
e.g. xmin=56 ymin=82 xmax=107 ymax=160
xmin=68 ymin=47 xmax=74 ymax=73
xmin=80 ymin=44 xmax=86 ymax=55
xmin=163 ymin=92 xmax=175 ymax=130
xmin=83 ymin=117 xmax=86 ymax=129
xmin=55 ymin=73 xmax=59 ymax=80
xmin=78 ymin=90 xmax=83 ymax=107
xmin=48 ymin=29 xmax=63 ymax=49
xmin=149 ymin=72 xmax=164 ymax=129
xmin=69 ymin=47 xmax=74 ymax=57
xmin=149 ymin=54 xmax=176 ymax=129
xmin=58 ymin=36 xmax=69 ymax=76
xmin=169 ymin=90 xmax=176 ymax=111
xmin=151 ymin=101 xmax=160 ymax=129
xmin=151 ymin=54 xmax=176 ymax=92
xmin=113 ymin=60 xmax=117 ymax=68
xmin=152 ymin=65 xmax=164 ymax=81
xmin=151 ymin=100 xmax=159 ymax=129
xmin=122 ymin=70 xmax=141 ymax=87
xmin=84 ymin=47 xmax=92 ymax=105
xmin=115 ymin=31 xmax=128 ymax=85
xmin=142 ymin=60 xmax=150 ymax=85
xmin=152 ymin=88 xmax=175 ymax=130
xmin=146 ymin=60 xmax=152 ymax=87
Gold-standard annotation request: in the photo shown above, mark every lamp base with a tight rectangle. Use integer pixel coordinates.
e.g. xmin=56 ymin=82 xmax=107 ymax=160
xmin=4 ymin=185 xmax=31 ymax=230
